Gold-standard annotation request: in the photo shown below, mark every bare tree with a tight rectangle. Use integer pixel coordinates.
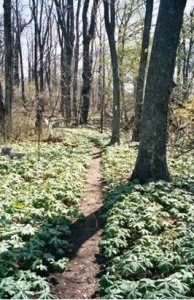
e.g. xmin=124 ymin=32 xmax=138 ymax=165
xmin=104 ymin=0 xmax=120 ymax=144
xmin=4 ymin=0 xmax=13 ymax=138
xmin=132 ymin=0 xmax=153 ymax=141
xmin=80 ymin=0 xmax=99 ymax=125
xmin=55 ymin=0 xmax=75 ymax=119
xmin=13 ymin=0 xmax=32 ymax=106
xmin=45 ymin=13 xmax=57 ymax=100
xmin=72 ymin=0 xmax=81 ymax=123
xmin=31 ymin=0 xmax=53 ymax=131
xmin=175 ymin=8 xmax=194 ymax=102
xmin=117 ymin=0 xmax=142 ymax=124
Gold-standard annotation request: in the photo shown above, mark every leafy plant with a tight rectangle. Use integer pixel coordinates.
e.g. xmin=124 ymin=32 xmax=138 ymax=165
xmin=0 ymin=129 xmax=107 ymax=298
xmin=99 ymin=142 xmax=194 ymax=298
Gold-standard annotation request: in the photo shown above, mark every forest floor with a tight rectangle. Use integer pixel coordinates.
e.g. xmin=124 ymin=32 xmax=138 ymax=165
xmin=50 ymin=147 xmax=104 ymax=299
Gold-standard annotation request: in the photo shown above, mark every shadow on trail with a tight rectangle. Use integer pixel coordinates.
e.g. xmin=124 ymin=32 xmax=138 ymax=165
xmin=50 ymin=145 xmax=105 ymax=299
xmin=68 ymin=207 xmax=104 ymax=258
xmin=66 ymin=147 xmax=104 ymax=258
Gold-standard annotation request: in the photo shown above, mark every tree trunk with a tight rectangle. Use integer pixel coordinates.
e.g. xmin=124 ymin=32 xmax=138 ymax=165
xmin=61 ymin=50 xmax=72 ymax=120
xmin=32 ymin=0 xmax=53 ymax=131
xmin=39 ymin=45 xmax=44 ymax=93
xmin=32 ymin=1 xmax=39 ymax=94
xmin=72 ymin=0 xmax=81 ymax=123
xmin=13 ymin=32 xmax=20 ymax=87
xmin=0 ymin=82 xmax=5 ymax=136
xmin=131 ymin=0 xmax=186 ymax=183
xmin=80 ymin=0 xmax=99 ymax=124
xmin=27 ymin=39 xmax=34 ymax=83
xmin=109 ymin=35 xmax=120 ymax=144
xmin=19 ymin=37 xmax=26 ymax=106
xmin=80 ymin=39 xmax=91 ymax=124
xmin=132 ymin=0 xmax=153 ymax=142
xmin=100 ymin=36 xmax=106 ymax=133
xmin=3 ymin=0 xmax=13 ymax=138
xmin=55 ymin=0 xmax=74 ymax=120
xmin=45 ymin=16 xmax=53 ymax=100
xmin=60 ymin=44 xmax=66 ymax=117
xmin=104 ymin=0 xmax=120 ymax=144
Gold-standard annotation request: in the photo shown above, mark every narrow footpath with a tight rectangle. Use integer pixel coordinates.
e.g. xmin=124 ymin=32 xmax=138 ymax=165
xmin=51 ymin=147 xmax=103 ymax=299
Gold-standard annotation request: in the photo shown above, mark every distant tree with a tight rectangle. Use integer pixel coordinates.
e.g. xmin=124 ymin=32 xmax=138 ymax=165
xmin=182 ymin=8 xmax=194 ymax=100
xmin=13 ymin=8 xmax=20 ymax=88
xmin=80 ymin=0 xmax=99 ymax=125
xmin=132 ymin=0 xmax=153 ymax=141
xmin=131 ymin=0 xmax=187 ymax=183
xmin=103 ymin=0 xmax=120 ymax=144
xmin=117 ymin=0 xmax=143 ymax=124
xmin=31 ymin=0 xmax=53 ymax=131
xmin=45 ymin=13 xmax=55 ymax=100
xmin=96 ymin=11 xmax=105 ymax=133
xmin=0 ymin=82 xmax=5 ymax=135
xmin=175 ymin=8 xmax=194 ymax=102
xmin=4 ymin=0 xmax=13 ymax=138
xmin=0 ymin=15 xmax=4 ymax=72
xmin=27 ymin=35 xmax=34 ymax=83
xmin=13 ymin=0 xmax=32 ymax=106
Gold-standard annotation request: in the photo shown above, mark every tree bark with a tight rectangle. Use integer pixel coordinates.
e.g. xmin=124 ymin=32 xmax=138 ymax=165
xmin=100 ymin=35 xmax=106 ymax=133
xmin=4 ymin=0 xmax=13 ymax=138
xmin=13 ymin=32 xmax=20 ymax=87
xmin=0 ymin=82 xmax=5 ymax=136
xmin=132 ymin=0 xmax=153 ymax=142
xmin=72 ymin=0 xmax=81 ymax=123
xmin=55 ymin=0 xmax=75 ymax=120
xmin=103 ymin=0 xmax=120 ymax=144
xmin=80 ymin=0 xmax=99 ymax=124
xmin=14 ymin=0 xmax=28 ymax=106
xmin=131 ymin=0 xmax=186 ymax=183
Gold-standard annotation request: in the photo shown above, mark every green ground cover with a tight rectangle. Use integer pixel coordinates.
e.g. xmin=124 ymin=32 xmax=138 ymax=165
xmin=0 ymin=129 xmax=105 ymax=299
xmin=99 ymin=143 xmax=194 ymax=299
xmin=1 ymin=128 xmax=194 ymax=299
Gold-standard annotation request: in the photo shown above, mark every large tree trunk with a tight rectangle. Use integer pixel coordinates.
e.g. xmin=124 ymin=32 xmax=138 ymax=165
xmin=104 ymin=0 xmax=120 ymax=144
xmin=131 ymin=0 xmax=186 ymax=183
xmin=3 ymin=0 xmax=13 ymax=138
xmin=72 ymin=0 xmax=81 ymax=123
xmin=80 ymin=0 xmax=99 ymax=125
xmin=132 ymin=0 xmax=153 ymax=142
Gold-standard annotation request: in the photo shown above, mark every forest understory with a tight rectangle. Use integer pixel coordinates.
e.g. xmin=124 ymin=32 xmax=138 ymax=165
xmin=51 ymin=146 xmax=104 ymax=299
xmin=0 ymin=128 xmax=193 ymax=299
xmin=1 ymin=0 xmax=194 ymax=298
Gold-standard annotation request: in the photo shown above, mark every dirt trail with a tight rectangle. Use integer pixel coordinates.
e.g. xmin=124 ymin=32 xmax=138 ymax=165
xmin=51 ymin=147 xmax=103 ymax=299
